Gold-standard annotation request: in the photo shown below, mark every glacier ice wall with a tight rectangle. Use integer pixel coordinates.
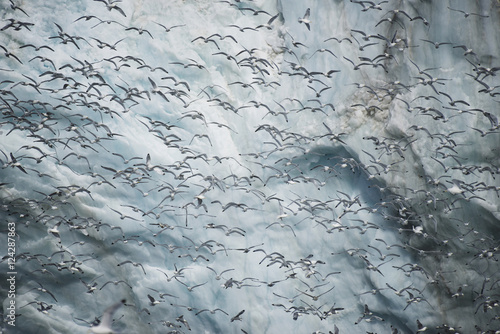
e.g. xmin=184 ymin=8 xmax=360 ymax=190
xmin=1 ymin=0 xmax=499 ymax=333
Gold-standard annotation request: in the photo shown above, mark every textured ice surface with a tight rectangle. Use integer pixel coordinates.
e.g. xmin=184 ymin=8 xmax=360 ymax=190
xmin=0 ymin=0 xmax=499 ymax=333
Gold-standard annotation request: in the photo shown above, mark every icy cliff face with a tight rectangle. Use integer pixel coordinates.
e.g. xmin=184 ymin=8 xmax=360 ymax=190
xmin=1 ymin=0 xmax=499 ymax=333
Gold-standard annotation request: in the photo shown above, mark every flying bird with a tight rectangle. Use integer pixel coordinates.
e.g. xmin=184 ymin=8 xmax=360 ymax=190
xmin=94 ymin=0 xmax=127 ymax=17
xmin=231 ymin=309 xmax=245 ymax=322
xmin=447 ymin=6 xmax=489 ymax=18
xmin=298 ymin=8 xmax=311 ymax=30
xmin=88 ymin=299 xmax=126 ymax=333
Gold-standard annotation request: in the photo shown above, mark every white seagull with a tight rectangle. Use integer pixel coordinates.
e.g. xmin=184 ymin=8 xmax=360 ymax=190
xmin=88 ymin=299 xmax=126 ymax=334
xmin=298 ymin=8 xmax=311 ymax=30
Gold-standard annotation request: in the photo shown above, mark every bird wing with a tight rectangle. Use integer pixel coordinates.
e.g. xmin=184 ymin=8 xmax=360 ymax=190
xmin=304 ymin=8 xmax=310 ymax=19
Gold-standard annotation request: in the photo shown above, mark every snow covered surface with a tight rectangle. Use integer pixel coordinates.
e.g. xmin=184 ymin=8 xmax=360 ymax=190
xmin=1 ymin=0 xmax=499 ymax=333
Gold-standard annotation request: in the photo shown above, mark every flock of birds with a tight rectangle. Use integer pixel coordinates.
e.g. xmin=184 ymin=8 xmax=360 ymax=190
xmin=0 ymin=0 xmax=499 ymax=333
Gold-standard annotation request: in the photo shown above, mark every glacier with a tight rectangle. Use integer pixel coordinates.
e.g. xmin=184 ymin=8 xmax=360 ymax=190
xmin=0 ymin=0 xmax=499 ymax=333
